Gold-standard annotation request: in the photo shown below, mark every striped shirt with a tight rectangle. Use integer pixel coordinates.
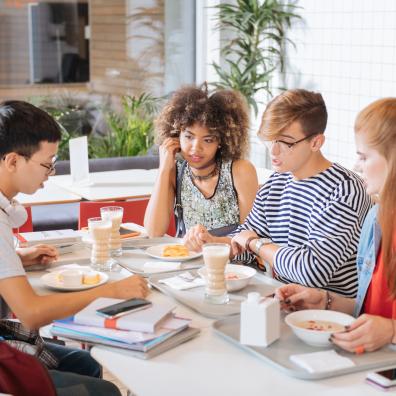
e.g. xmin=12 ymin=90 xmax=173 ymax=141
xmin=235 ymin=163 xmax=372 ymax=297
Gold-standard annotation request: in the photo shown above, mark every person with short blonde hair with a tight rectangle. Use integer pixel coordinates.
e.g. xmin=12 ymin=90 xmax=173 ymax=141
xmin=185 ymin=89 xmax=371 ymax=297
xmin=276 ymin=97 xmax=396 ymax=353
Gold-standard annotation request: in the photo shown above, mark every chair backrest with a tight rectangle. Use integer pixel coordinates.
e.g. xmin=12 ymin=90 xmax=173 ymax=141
xmin=13 ymin=206 xmax=33 ymax=233
xmin=79 ymin=200 xmax=176 ymax=236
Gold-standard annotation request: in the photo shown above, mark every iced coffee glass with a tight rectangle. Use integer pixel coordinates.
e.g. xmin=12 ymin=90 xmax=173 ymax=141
xmin=202 ymin=243 xmax=230 ymax=304
xmin=88 ymin=217 xmax=112 ymax=271
xmin=100 ymin=206 xmax=124 ymax=257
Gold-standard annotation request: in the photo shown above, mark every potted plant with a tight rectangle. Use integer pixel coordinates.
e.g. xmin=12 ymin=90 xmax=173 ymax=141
xmin=211 ymin=0 xmax=301 ymax=115
xmin=90 ymin=93 xmax=161 ymax=158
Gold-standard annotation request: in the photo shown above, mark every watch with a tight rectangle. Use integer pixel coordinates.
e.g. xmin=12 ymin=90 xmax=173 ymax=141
xmin=253 ymin=238 xmax=272 ymax=256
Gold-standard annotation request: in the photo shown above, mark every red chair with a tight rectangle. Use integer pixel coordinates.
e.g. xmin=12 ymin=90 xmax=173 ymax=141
xmin=13 ymin=206 xmax=33 ymax=233
xmin=78 ymin=200 xmax=176 ymax=236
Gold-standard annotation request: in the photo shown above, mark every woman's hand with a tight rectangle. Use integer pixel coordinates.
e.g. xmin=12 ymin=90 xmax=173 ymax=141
xmin=159 ymin=137 xmax=181 ymax=172
xmin=331 ymin=314 xmax=394 ymax=352
xmin=275 ymin=284 xmax=326 ymax=311
xmin=111 ymin=275 xmax=149 ymax=299
xmin=17 ymin=244 xmax=58 ymax=267
xmin=230 ymin=230 xmax=258 ymax=256
xmin=183 ymin=224 xmax=215 ymax=252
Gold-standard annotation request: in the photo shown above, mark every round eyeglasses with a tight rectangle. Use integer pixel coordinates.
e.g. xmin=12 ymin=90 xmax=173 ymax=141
xmin=261 ymin=133 xmax=319 ymax=154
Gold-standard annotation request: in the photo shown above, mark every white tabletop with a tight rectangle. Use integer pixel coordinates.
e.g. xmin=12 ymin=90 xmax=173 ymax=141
xmin=26 ymin=246 xmax=380 ymax=396
xmin=16 ymin=181 xmax=81 ymax=206
xmin=90 ymin=289 xmax=380 ymax=396
xmin=49 ymin=169 xmax=159 ymax=201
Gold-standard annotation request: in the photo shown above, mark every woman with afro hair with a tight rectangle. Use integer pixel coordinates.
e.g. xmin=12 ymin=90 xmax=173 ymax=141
xmin=144 ymin=84 xmax=258 ymax=241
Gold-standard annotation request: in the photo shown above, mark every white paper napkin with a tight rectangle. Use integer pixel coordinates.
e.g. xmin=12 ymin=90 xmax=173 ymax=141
xmin=158 ymin=275 xmax=205 ymax=290
xmin=143 ymin=261 xmax=181 ymax=273
xmin=290 ymin=350 xmax=355 ymax=373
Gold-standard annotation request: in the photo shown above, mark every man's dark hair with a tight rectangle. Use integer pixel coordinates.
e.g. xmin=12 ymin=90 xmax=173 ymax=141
xmin=0 ymin=100 xmax=62 ymax=158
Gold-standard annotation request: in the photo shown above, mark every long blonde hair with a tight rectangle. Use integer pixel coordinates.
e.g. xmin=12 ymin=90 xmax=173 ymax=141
xmin=355 ymin=98 xmax=396 ymax=296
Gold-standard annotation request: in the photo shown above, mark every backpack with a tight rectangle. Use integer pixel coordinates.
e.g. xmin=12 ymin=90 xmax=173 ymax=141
xmin=0 ymin=341 xmax=56 ymax=396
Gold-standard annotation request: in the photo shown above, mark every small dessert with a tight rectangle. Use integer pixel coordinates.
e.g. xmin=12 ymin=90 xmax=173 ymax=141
xmin=82 ymin=271 xmax=101 ymax=285
xmin=56 ymin=269 xmax=83 ymax=287
xmin=162 ymin=244 xmax=189 ymax=257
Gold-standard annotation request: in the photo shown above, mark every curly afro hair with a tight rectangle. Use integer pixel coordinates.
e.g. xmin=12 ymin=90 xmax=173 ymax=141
xmin=155 ymin=84 xmax=250 ymax=161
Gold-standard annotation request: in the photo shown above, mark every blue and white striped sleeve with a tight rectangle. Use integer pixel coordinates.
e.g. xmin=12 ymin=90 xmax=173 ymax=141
xmin=273 ymin=179 xmax=371 ymax=288
xmin=231 ymin=184 xmax=271 ymax=237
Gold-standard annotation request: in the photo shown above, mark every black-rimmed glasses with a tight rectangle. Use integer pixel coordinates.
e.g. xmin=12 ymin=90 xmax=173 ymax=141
xmin=262 ymin=133 xmax=319 ymax=154
xmin=24 ymin=155 xmax=57 ymax=176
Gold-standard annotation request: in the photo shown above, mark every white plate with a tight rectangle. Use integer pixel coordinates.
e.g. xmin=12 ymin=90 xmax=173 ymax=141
xmin=145 ymin=243 xmax=202 ymax=262
xmin=81 ymin=222 xmax=147 ymax=244
xmin=41 ymin=270 xmax=109 ymax=291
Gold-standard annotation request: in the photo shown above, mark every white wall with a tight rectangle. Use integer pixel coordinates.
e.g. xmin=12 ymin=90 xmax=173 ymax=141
xmin=281 ymin=0 xmax=396 ymax=169
xmin=198 ymin=0 xmax=396 ymax=169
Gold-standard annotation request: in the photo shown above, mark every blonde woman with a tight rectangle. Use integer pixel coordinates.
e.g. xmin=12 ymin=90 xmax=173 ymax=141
xmin=276 ymin=98 xmax=396 ymax=352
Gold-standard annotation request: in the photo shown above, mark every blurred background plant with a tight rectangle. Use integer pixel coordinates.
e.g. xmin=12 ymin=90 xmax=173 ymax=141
xmin=211 ymin=0 xmax=301 ymax=115
xmin=89 ymin=93 xmax=161 ymax=158
xmin=29 ymin=93 xmax=101 ymax=159
xmin=31 ymin=92 xmax=160 ymax=160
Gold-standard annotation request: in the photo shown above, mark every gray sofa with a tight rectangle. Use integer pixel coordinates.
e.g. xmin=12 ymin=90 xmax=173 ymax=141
xmin=31 ymin=155 xmax=159 ymax=231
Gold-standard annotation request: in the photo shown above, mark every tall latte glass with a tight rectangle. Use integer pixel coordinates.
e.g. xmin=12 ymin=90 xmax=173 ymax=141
xmin=202 ymin=243 xmax=230 ymax=304
xmin=100 ymin=206 xmax=124 ymax=257
xmin=88 ymin=217 xmax=112 ymax=271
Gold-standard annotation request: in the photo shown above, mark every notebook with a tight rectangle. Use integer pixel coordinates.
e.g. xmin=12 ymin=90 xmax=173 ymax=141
xmin=50 ymin=326 xmax=200 ymax=359
xmin=74 ymin=298 xmax=176 ymax=333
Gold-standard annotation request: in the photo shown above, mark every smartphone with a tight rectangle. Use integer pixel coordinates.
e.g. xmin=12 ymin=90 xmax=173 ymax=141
xmin=366 ymin=368 xmax=396 ymax=388
xmin=119 ymin=226 xmax=141 ymax=239
xmin=96 ymin=298 xmax=152 ymax=319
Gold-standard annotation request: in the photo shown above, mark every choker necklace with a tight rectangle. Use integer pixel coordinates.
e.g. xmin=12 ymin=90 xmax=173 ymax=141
xmin=189 ymin=163 xmax=218 ymax=181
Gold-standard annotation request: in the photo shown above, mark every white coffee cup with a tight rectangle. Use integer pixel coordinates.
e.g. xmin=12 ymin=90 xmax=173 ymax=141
xmin=58 ymin=269 xmax=83 ymax=287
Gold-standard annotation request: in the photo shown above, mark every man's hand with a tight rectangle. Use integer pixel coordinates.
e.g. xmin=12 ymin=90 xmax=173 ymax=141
xmin=230 ymin=230 xmax=258 ymax=256
xmin=111 ymin=275 xmax=150 ymax=299
xmin=17 ymin=244 xmax=58 ymax=267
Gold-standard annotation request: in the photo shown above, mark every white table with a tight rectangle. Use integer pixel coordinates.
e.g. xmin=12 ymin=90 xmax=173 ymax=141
xmin=28 ymin=236 xmax=379 ymax=396
xmin=90 ymin=289 xmax=381 ymax=396
xmin=49 ymin=169 xmax=158 ymax=201
xmin=16 ymin=181 xmax=81 ymax=206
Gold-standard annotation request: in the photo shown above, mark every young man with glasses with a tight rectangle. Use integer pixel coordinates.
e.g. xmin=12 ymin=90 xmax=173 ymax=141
xmin=0 ymin=101 xmax=149 ymax=395
xmin=184 ymin=89 xmax=371 ymax=298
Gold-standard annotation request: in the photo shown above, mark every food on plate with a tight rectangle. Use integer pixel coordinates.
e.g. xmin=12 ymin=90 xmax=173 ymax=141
xmin=162 ymin=244 xmax=189 ymax=257
xmin=297 ymin=319 xmax=344 ymax=332
xmin=225 ymin=272 xmax=240 ymax=280
xmin=56 ymin=269 xmax=83 ymax=286
xmin=82 ymin=271 xmax=101 ymax=285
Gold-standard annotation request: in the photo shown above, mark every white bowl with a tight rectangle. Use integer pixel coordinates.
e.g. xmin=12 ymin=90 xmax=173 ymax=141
xmin=198 ymin=264 xmax=256 ymax=292
xmin=285 ymin=309 xmax=355 ymax=347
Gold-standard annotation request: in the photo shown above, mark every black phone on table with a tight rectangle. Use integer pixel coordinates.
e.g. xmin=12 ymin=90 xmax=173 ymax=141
xmin=96 ymin=298 xmax=152 ymax=319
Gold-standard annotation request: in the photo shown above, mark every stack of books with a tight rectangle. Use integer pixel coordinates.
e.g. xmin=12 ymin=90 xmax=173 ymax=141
xmin=51 ymin=298 xmax=199 ymax=359
xmin=15 ymin=229 xmax=82 ymax=247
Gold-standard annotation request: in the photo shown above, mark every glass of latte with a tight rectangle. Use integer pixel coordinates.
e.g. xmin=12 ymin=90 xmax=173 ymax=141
xmin=202 ymin=243 xmax=230 ymax=304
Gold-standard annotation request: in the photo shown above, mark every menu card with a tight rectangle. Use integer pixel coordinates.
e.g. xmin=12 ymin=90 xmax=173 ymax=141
xmin=69 ymin=136 xmax=91 ymax=185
